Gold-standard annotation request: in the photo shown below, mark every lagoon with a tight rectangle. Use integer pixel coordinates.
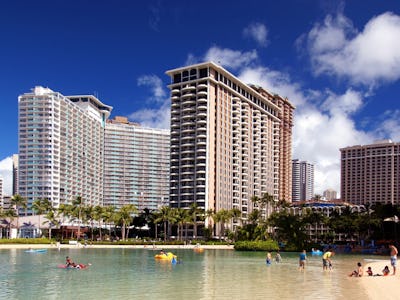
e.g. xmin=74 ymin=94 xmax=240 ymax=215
xmin=0 ymin=248 xmax=376 ymax=299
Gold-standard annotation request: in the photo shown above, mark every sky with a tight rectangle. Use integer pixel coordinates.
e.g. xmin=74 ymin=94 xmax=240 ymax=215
xmin=1 ymin=0 xmax=400 ymax=198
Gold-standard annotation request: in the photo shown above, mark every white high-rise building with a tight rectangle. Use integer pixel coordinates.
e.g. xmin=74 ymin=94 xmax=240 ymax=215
xmin=292 ymin=159 xmax=314 ymax=201
xmin=323 ymin=188 xmax=337 ymax=201
xmin=0 ymin=176 xmax=3 ymax=206
xmin=18 ymin=86 xmax=112 ymax=214
xmin=104 ymin=116 xmax=170 ymax=210
xmin=166 ymin=62 xmax=294 ymax=234
xmin=12 ymin=154 xmax=19 ymax=196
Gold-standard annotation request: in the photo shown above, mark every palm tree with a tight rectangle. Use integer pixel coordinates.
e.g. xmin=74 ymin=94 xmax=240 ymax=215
xmin=32 ymin=198 xmax=51 ymax=236
xmin=115 ymin=204 xmax=138 ymax=240
xmin=1 ymin=209 xmax=17 ymax=238
xmin=10 ymin=194 xmax=27 ymax=237
xmin=175 ymin=208 xmax=189 ymax=241
xmin=93 ymin=205 xmax=105 ymax=241
xmin=43 ymin=208 xmax=61 ymax=240
xmin=72 ymin=196 xmax=84 ymax=239
xmin=103 ymin=206 xmax=116 ymax=239
xmin=189 ymin=203 xmax=202 ymax=239
xmin=154 ymin=206 xmax=175 ymax=242
xmin=214 ymin=209 xmax=233 ymax=240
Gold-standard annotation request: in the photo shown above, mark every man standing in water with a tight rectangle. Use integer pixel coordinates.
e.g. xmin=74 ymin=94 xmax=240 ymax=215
xmin=389 ymin=244 xmax=398 ymax=275
xmin=322 ymin=247 xmax=334 ymax=270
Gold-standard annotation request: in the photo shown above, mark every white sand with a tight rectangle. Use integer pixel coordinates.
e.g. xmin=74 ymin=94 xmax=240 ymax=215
xmin=360 ymin=259 xmax=400 ymax=300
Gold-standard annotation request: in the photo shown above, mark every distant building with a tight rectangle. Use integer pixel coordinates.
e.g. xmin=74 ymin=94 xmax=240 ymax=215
xmin=12 ymin=154 xmax=18 ymax=196
xmin=103 ymin=116 xmax=170 ymax=210
xmin=18 ymin=86 xmax=112 ymax=214
xmin=323 ymin=188 xmax=337 ymax=201
xmin=0 ymin=176 xmax=3 ymax=206
xmin=340 ymin=140 xmax=400 ymax=205
xmin=292 ymin=159 xmax=314 ymax=201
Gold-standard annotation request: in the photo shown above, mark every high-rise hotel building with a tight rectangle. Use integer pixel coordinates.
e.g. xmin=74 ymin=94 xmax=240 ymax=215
xmin=340 ymin=140 xmax=400 ymax=205
xmin=12 ymin=154 xmax=19 ymax=196
xmin=292 ymin=159 xmax=314 ymax=202
xmin=104 ymin=116 xmax=170 ymax=210
xmin=166 ymin=62 xmax=294 ymax=226
xmin=18 ymin=86 xmax=112 ymax=213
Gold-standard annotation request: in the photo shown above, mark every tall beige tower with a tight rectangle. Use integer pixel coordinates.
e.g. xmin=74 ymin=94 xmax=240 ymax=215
xmin=250 ymin=86 xmax=295 ymax=203
xmin=166 ymin=62 xmax=294 ymax=233
xmin=340 ymin=140 xmax=400 ymax=205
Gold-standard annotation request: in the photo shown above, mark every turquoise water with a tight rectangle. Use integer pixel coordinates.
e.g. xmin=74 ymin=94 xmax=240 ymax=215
xmin=0 ymin=248 xmax=376 ymax=299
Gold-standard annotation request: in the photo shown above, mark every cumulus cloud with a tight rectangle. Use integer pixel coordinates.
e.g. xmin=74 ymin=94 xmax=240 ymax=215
xmin=137 ymin=75 xmax=166 ymax=102
xmin=243 ymin=22 xmax=268 ymax=47
xmin=0 ymin=156 xmax=13 ymax=196
xmin=305 ymin=12 xmax=400 ymax=86
xmin=236 ymin=63 xmax=374 ymax=195
xmin=204 ymin=46 xmax=258 ymax=70
xmin=131 ymin=74 xmax=170 ymax=129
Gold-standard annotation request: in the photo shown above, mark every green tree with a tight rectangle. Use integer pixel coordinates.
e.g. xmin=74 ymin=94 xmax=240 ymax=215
xmin=154 ymin=206 xmax=176 ymax=242
xmin=93 ymin=206 xmax=105 ymax=241
xmin=10 ymin=194 xmax=27 ymax=237
xmin=32 ymin=198 xmax=51 ymax=235
xmin=1 ymin=209 xmax=17 ymax=238
xmin=115 ymin=204 xmax=138 ymax=240
xmin=214 ymin=209 xmax=233 ymax=240
xmin=72 ymin=196 xmax=84 ymax=239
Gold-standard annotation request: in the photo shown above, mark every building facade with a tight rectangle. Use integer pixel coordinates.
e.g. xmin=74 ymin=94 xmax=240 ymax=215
xmin=250 ymin=86 xmax=295 ymax=203
xmin=323 ymin=188 xmax=337 ymax=201
xmin=340 ymin=140 xmax=400 ymax=205
xmin=18 ymin=86 xmax=112 ymax=214
xmin=0 ymin=176 xmax=3 ymax=206
xmin=12 ymin=154 xmax=18 ymax=196
xmin=292 ymin=159 xmax=314 ymax=202
xmin=104 ymin=116 xmax=170 ymax=210
xmin=166 ymin=62 xmax=294 ymax=231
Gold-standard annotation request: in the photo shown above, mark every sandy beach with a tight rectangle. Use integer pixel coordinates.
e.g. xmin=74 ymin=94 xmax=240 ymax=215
xmin=0 ymin=243 xmax=234 ymax=250
xmin=360 ymin=259 xmax=400 ymax=300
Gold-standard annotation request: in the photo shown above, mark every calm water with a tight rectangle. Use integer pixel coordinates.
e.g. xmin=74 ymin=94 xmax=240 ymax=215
xmin=0 ymin=248 xmax=377 ymax=299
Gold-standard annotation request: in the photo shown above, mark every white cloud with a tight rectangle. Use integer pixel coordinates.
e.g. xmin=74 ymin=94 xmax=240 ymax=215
xmin=203 ymin=46 xmax=258 ymax=70
xmin=137 ymin=75 xmax=166 ymax=101
xmin=236 ymin=63 xmax=374 ymax=195
xmin=321 ymin=89 xmax=363 ymax=116
xmin=0 ymin=156 xmax=13 ymax=196
xmin=373 ymin=110 xmax=400 ymax=141
xmin=128 ymin=102 xmax=170 ymax=129
xmin=130 ymin=74 xmax=170 ymax=129
xmin=306 ymin=12 xmax=400 ymax=86
xmin=243 ymin=22 xmax=268 ymax=47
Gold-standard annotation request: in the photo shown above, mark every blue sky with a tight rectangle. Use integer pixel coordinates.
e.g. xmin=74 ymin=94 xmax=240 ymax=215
xmin=1 ymin=0 xmax=400 ymax=197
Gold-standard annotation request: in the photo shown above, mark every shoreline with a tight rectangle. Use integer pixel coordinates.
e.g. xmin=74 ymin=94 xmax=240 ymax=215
xmin=360 ymin=259 xmax=400 ymax=300
xmin=0 ymin=243 xmax=234 ymax=250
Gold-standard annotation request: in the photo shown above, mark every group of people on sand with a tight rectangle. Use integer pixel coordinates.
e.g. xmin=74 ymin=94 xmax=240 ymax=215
xmin=348 ymin=244 xmax=397 ymax=277
xmin=293 ymin=244 xmax=398 ymax=277
xmin=349 ymin=263 xmax=390 ymax=277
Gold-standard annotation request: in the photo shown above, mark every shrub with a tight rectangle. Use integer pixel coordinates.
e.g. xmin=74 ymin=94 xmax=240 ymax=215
xmin=234 ymin=240 xmax=279 ymax=251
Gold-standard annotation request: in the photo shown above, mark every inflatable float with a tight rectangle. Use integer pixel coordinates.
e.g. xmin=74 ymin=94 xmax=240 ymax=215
xmin=25 ymin=249 xmax=47 ymax=253
xmin=311 ymin=249 xmax=323 ymax=255
xmin=57 ymin=263 xmax=90 ymax=269
xmin=154 ymin=252 xmax=177 ymax=263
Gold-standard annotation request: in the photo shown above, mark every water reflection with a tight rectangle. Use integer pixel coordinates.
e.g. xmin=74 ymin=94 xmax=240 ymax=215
xmin=0 ymin=248 xmax=371 ymax=299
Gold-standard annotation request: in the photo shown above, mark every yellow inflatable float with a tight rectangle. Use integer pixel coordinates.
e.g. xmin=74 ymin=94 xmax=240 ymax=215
xmin=154 ymin=252 xmax=177 ymax=262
